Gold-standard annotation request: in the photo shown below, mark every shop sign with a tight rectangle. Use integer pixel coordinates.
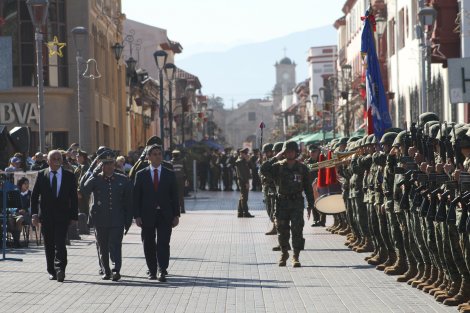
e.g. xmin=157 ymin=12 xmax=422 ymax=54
xmin=0 ymin=103 xmax=39 ymax=125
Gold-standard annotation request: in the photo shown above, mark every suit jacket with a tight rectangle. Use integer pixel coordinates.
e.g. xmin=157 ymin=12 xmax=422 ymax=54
xmin=133 ymin=165 xmax=180 ymax=226
xmin=31 ymin=167 xmax=79 ymax=224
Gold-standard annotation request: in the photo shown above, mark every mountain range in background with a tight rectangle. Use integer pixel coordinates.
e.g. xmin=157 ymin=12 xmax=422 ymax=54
xmin=176 ymin=25 xmax=337 ymax=108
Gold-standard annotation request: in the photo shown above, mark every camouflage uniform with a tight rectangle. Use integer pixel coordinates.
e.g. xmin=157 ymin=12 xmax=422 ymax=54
xmin=234 ymin=148 xmax=253 ymax=217
xmin=260 ymin=141 xmax=314 ymax=267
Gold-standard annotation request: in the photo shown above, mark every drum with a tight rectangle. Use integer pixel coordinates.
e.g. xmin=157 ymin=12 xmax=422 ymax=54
xmin=314 ymin=183 xmax=345 ymax=214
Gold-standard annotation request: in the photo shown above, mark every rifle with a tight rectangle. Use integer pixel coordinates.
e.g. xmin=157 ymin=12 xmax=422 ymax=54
xmin=404 ymin=121 xmax=409 ymax=157
xmin=444 ymin=122 xmax=455 ymax=163
xmin=410 ymin=122 xmax=418 ymax=149
xmin=438 ymin=122 xmax=446 ymax=163
xmin=425 ymin=123 xmax=435 ymax=166
xmin=453 ymin=124 xmax=464 ymax=169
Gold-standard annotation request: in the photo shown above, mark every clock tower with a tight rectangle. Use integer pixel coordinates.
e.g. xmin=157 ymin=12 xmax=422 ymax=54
xmin=272 ymin=56 xmax=296 ymax=111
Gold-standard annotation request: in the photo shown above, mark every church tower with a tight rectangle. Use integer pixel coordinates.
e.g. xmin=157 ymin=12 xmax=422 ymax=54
xmin=272 ymin=56 xmax=296 ymax=112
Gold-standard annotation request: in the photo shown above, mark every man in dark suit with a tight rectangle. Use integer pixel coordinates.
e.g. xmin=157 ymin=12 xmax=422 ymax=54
xmin=133 ymin=144 xmax=180 ymax=282
xmin=31 ymin=150 xmax=79 ymax=282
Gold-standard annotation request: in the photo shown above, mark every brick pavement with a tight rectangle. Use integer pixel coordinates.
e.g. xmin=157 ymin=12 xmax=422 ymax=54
xmin=0 ymin=190 xmax=457 ymax=313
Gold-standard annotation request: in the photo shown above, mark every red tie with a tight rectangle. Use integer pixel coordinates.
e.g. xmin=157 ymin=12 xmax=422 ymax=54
xmin=153 ymin=169 xmax=159 ymax=191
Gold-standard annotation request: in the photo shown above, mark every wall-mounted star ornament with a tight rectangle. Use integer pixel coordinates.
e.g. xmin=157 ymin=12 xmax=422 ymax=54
xmin=47 ymin=36 xmax=66 ymax=57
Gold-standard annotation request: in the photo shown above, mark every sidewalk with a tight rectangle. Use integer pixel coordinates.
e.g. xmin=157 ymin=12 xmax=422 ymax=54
xmin=0 ymin=190 xmax=456 ymax=313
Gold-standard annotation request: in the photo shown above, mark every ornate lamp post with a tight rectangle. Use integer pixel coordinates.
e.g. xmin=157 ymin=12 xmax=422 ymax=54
xmin=153 ymin=50 xmax=168 ymax=150
xmin=71 ymin=26 xmax=88 ymax=150
xmin=164 ymin=63 xmax=176 ymax=150
xmin=27 ymin=0 xmax=49 ymax=152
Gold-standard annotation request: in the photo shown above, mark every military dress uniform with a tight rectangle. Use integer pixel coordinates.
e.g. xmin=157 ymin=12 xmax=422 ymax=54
xmin=79 ymin=152 xmax=133 ymax=281
xmin=260 ymin=141 xmax=314 ymax=267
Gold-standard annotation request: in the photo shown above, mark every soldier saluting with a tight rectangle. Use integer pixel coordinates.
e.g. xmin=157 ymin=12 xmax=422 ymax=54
xmin=79 ymin=151 xmax=133 ymax=281
xmin=260 ymin=141 xmax=314 ymax=267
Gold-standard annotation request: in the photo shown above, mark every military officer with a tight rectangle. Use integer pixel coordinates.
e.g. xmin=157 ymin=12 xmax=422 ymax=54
xmin=260 ymin=141 xmax=314 ymax=267
xmin=79 ymin=151 xmax=133 ymax=281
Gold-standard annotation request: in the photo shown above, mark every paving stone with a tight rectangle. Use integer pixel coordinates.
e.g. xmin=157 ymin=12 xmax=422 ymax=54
xmin=0 ymin=190 xmax=457 ymax=312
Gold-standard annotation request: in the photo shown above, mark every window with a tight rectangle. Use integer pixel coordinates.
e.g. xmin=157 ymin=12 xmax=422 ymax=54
xmin=389 ymin=19 xmax=395 ymax=57
xmin=398 ymin=8 xmax=405 ymax=49
xmin=248 ymin=112 xmax=256 ymax=121
xmin=0 ymin=0 xmax=68 ymax=87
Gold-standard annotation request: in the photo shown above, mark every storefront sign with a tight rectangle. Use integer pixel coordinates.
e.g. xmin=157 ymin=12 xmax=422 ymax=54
xmin=0 ymin=103 xmax=39 ymax=125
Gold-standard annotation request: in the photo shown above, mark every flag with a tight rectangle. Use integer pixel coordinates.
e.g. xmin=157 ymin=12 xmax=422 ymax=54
xmin=361 ymin=10 xmax=392 ymax=140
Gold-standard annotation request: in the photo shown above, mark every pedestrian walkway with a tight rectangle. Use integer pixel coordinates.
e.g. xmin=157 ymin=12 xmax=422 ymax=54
xmin=0 ymin=191 xmax=456 ymax=313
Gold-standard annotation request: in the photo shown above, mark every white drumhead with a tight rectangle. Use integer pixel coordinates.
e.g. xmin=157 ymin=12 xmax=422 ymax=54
xmin=315 ymin=194 xmax=346 ymax=214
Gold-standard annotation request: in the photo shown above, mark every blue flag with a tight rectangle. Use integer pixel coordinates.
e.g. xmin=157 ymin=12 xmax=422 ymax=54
xmin=361 ymin=10 xmax=392 ymax=140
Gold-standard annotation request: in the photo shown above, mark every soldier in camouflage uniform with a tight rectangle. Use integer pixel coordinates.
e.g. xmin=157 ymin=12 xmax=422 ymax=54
xmin=304 ymin=144 xmax=324 ymax=227
xmin=171 ymin=150 xmax=187 ymax=214
xmin=260 ymin=141 xmax=314 ymax=267
xmin=235 ymin=148 xmax=254 ymax=218
xmin=260 ymin=143 xmax=276 ymax=235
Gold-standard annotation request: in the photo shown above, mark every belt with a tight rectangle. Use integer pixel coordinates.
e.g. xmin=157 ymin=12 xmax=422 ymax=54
xmin=277 ymin=193 xmax=303 ymax=200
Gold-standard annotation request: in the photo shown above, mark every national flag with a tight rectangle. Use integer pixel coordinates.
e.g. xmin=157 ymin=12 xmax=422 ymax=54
xmin=360 ymin=10 xmax=392 ymax=140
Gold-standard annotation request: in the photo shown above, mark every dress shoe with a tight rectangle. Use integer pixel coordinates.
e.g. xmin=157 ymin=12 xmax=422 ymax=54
xmin=158 ymin=272 xmax=167 ymax=282
xmin=161 ymin=269 xmax=168 ymax=276
xmin=311 ymin=221 xmax=321 ymax=227
xmin=148 ymin=273 xmax=157 ymax=280
xmin=56 ymin=270 xmax=65 ymax=282
xmin=101 ymin=274 xmax=111 ymax=280
xmin=48 ymin=274 xmax=57 ymax=280
xmin=243 ymin=212 xmax=255 ymax=218
xmin=112 ymin=272 xmax=121 ymax=281
xmin=99 ymin=269 xmax=104 ymax=275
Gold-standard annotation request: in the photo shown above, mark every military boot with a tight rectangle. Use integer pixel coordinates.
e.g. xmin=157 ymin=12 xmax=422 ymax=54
xmin=423 ymin=267 xmax=444 ymax=293
xmin=265 ymin=224 xmax=277 ymax=235
xmin=278 ymin=249 xmax=289 ymax=267
xmin=443 ymin=278 xmax=470 ymax=306
xmin=368 ymin=248 xmax=387 ymax=266
xmin=417 ymin=265 xmax=438 ymax=290
xmin=338 ymin=225 xmax=351 ymax=236
xmin=430 ymin=274 xmax=448 ymax=296
xmin=397 ymin=261 xmax=418 ymax=283
xmin=273 ymin=243 xmax=291 ymax=251
xmin=412 ymin=263 xmax=431 ymax=288
xmin=384 ymin=253 xmax=407 ymax=276
xmin=407 ymin=263 xmax=424 ymax=285
xmin=352 ymin=237 xmax=365 ymax=251
xmin=376 ymin=251 xmax=396 ymax=271
xmin=292 ymin=250 xmax=301 ymax=268
xmin=436 ymin=279 xmax=460 ymax=303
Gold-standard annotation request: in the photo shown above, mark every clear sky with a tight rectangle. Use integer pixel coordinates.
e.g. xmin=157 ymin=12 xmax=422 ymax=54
xmin=122 ymin=0 xmax=345 ymax=56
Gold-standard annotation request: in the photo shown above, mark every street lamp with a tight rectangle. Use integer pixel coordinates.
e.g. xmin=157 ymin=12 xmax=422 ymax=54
xmin=111 ymin=42 xmax=124 ymax=64
xmin=375 ymin=16 xmax=387 ymax=38
xmin=319 ymin=87 xmax=327 ymax=141
xmin=341 ymin=64 xmax=352 ymax=137
xmin=71 ymin=26 xmax=88 ymax=150
xmin=27 ymin=0 xmax=49 ymax=153
xmin=164 ymin=63 xmax=176 ymax=149
xmin=418 ymin=5 xmax=437 ymax=114
xmin=153 ymin=50 xmax=168 ymax=150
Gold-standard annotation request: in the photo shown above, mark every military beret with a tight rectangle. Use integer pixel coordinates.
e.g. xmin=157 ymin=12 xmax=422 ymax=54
xmin=146 ymin=136 xmax=163 ymax=146
xmin=273 ymin=142 xmax=284 ymax=153
xmin=380 ymin=132 xmax=399 ymax=145
xmin=99 ymin=150 xmax=115 ymax=163
xmin=262 ymin=143 xmax=273 ymax=153
xmin=418 ymin=112 xmax=439 ymax=129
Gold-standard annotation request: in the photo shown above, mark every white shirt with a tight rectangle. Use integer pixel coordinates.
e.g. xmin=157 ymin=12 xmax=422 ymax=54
xmin=49 ymin=167 xmax=62 ymax=196
xmin=149 ymin=164 xmax=162 ymax=182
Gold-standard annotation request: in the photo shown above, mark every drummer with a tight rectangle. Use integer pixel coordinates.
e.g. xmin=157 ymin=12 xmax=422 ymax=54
xmin=304 ymin=144 xmax=325 ymax=227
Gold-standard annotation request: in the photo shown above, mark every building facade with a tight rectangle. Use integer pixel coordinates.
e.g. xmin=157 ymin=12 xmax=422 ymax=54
xmin=0 ymin=0 xmax=126 ymax=153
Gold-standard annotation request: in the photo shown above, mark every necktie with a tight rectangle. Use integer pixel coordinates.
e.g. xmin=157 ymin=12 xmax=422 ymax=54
xmin=153 ymin=169 xmax=159 ymax=191
xmin=51 ymin=171 xmax=57 ymax=197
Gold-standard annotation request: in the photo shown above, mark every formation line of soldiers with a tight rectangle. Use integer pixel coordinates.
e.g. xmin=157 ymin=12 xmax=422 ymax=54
xmin=326 ymin=112 xmax=470 ymax=313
